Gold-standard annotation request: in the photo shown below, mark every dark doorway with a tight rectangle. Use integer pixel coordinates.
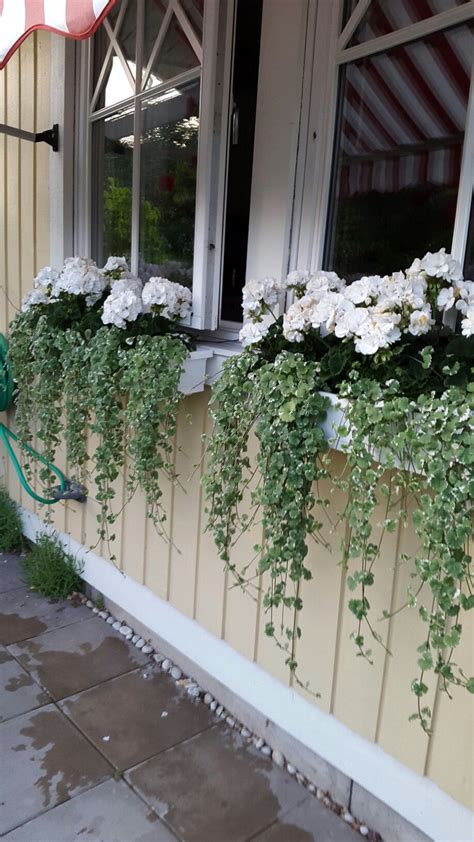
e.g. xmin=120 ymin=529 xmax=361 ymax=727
xmin=220 ymin=0 xmax=264 ymax=323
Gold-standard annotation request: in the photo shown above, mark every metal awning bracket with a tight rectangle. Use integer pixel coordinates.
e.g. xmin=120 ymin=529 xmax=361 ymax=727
xmin=0 ymin=122 xmax=59 ymax=151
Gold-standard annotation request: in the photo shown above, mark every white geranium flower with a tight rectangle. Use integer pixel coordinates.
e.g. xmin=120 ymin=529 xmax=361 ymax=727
xmin=405 ymin=257 xmax=424 ymax=281
xmin=378 ymin=272 xmax=427 ymax=310
xmin=142 ymin=276 xmax=192 ymax=320
xmin=308 ymin=270 xmax=345 ymax=292
xmin=286 ymin=270 xmax=310 ymax=291
xmin=344 ymin=276 xmax=382 ymax=305
xmin=56 ymin=257 xmax=107 ymax=306
xmin=420 ymin=248 xmax=462 ymax=283
xmin=282 ymin=299 xmax=311 ymax=342
xmin=242 ymin=276 xmax=284 ymax=320
xmin=308 ymin=291 xmax=345 ymax=335
xmin=334 ymin=303 xmax=368 ymax=338
xmin=33 ymin=266 xmax=60 ymax=294
xmin=455 ymin=280 xmax=474 ymax=315
xmin=101 ymin=278 xmax=143 ymax=328
xmin=102 ymin=256 xmax=130 ymax=279
xmin=239 ymin=320 xmax=271 ymax=347
xmin=437 ymin=286 xmax=455 ymax=311
xmin=461 ymin=306 xmax=474 ymax=337
xmin=408 ymin=305 xmax=434 ymax=336
xmin=21 ymin=289 xmax=51 ymax=312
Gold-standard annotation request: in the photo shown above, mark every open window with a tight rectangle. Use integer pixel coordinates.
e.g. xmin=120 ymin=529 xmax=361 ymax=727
xmin=74 ymin=0 xmax=264 ymax=331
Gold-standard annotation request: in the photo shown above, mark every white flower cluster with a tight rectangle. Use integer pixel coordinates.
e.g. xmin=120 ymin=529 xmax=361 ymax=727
xmin=22 ymin=257 xmax=108 ymax=311
xmin=240 ymin=249 xmax=473 ymax=353
xmin=101 ymin=277 xmax=143 ymax=329
xmin=142 ymin=277 xmax=192 ymax=320
xmin=20 ymin=256 xmax=193 ymax=329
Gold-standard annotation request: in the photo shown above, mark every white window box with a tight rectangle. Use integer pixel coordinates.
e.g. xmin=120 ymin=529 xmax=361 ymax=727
xmin=179 ymin=348 xmax=214 ymax=395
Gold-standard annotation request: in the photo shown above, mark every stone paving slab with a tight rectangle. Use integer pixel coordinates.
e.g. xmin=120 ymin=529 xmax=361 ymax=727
xmin=2 ymin=778 xmax=180 ymax=842
xmin=0 ymin=704 xmax=112 ymax=835
xmin=126 ymin=724 xmax=311 ymax=842
xmin=59 ymin=666 xmax=215 ymax=771
xmin=250 ymin=794 xmax=358 ymax=841
xmin=0 ymin=552 xmax=26 ymax=593
xmin=0 ymin=586 xmax=90 ymax=645
xmin=0 ymin=645 xmax=50 ymax=722
xmin=9 ymin=615 xmax=151 ymax=699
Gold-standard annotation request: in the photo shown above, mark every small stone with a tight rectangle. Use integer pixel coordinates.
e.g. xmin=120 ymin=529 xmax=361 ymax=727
xmin=142 ymin=672 xmax=151 ymax=680
xmin=316 ymin=788 xmax=324 ymax=800
xmin=92 ymin=607 xmax=99 ymax=614
xmin=132 ymin=634 xmax=140 ymax=644
xmin=226 ymin=716 xmax=235 ymax=728
xmin=307 ymin=783 xmax=316 ymax=794
xmin=102 ymin=735 xmax=110 ymax=741
xmin=106 ymin=616 xmax=115 ymax=624
xmin=161 ymin=711 xmax=168 ymax=718
xmin=86 ymin=600 xmax=94 ymax=609
xmin=287 ymin=763 xmax=296 ymax=776
xmin=255 ymin=737 xmax=264 ymax=750
xmin=219 ymin=710 xmax=227 ymax=719
xmin=343 ymin=812 xmax=354 ymax=824
xmin=296 ymin=772 xmax=305 ymax=785
xmin=112 ymin=621 xmax=121 ymax=630
xmin=204 ymin=693 xmax=213 ymax=705
xmin=125 ymin=632 xmax=133 ymax=640
xmin=216 ymin=705 xmax=223 ymax=716
xmin=161 ymin=659 xmax=171 ymax=671
xmin=272 ymin=750 xmax=285 ymax=767
xmin=153 ymin=654 xmax=164 ymax=664
xmin=135 ymin=639 xmax=145 ymax=649
xmin=119 ymin=625 xmax=132 ymax=636
xmin=99 ymin=611 xmax=109 ymax=620
xmin=171 ymin=666 xmax=182 ymax=680
xmin=323 ymin=797 xmax=331 ymax=807
xmin=360 ymin=826 xmax=369 ymax=837
xmin=210 ymin=701 xmax=218 ymax=711
xmin=141 ymin=644 xmax=153 ymax=655
xmin=261 ymin=745 xmax=272 ymax=756
xmin=241 ymin=727 xmax=251 ymax=738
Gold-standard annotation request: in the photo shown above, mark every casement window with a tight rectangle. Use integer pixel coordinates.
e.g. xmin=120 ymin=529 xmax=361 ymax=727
xmin=294 ymin=0 xmax=474 ymax=282
xmin=74 ymin=0 xmax=263 ymax=331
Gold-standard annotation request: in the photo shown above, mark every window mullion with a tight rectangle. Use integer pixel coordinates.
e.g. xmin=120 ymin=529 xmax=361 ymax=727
xmin=131 ymin=0 xmax=145 ymax=275
xmin=337 ymin=3 xmax=474 ymax=65
xmin=338 ymin=0 xmax=371 ymax=51
xmin=451 ymin=63 xmax=474 ymax=265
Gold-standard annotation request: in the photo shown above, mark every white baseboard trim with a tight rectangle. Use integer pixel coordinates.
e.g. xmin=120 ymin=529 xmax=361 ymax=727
xmin=20 ymin=507 xmax=473 ymax=842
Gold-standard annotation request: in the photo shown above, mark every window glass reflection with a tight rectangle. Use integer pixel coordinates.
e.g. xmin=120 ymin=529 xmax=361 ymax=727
xmin=324 ymin=23 xmax=473 ymax=279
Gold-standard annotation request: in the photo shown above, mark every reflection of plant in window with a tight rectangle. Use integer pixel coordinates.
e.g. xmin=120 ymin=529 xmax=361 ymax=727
xmin=141 ymin=117 xmax=198 ymax=265
xmin=103 ymin=177 xmax=168 ymax=263
xmin=332 ymin=185 xmax=457 ymax=281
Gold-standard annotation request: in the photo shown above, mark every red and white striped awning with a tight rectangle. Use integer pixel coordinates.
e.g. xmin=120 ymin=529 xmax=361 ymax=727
xmin=0 ymin=0 xmax=117 ymax=69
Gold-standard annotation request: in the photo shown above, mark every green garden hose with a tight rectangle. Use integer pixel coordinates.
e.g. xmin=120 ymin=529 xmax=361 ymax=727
xmin=0 ymin=333 xmax=86 ymax=505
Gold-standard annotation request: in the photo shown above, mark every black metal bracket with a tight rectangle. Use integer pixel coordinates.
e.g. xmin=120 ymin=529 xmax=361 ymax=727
xmin=0 ymin=122 xmax=59 ymax=151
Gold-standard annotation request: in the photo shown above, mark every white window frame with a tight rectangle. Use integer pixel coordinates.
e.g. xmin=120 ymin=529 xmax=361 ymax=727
xmin=72 ymin=0 xmax=236 ymax=331
xmin=293 ymin=0 xmax=474 ymax=278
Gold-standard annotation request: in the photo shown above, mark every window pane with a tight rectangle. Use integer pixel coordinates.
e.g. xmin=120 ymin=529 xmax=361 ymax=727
xmin=349 ymin=0 xmax=470 ymax=46
xmin=146 ymin=13 xmax=201 ymax=89
xmin=324 ymin=23 xmax=473 ymax=279
xmin=91 ymin=105 xmax=134 ymax=265
xmin=138 ymin=79 xmax=200 ymax=286
xmin=92 ymin=1 xmax=137 ymax=110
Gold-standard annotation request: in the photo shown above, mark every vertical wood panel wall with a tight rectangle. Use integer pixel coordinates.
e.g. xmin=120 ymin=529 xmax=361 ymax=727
xmin=0 ymin=30 xmax=472 ymax=814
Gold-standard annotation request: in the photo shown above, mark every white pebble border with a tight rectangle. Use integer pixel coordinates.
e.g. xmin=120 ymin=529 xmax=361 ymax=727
xmin=75 ymin=591 xmax=380 ymax=841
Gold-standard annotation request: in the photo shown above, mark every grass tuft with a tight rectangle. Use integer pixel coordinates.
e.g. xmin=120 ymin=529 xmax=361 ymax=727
xmin=23 ymin=534 xmax=84 ymax=599
xmin=0 ymin=486 xmax=24 ymax=552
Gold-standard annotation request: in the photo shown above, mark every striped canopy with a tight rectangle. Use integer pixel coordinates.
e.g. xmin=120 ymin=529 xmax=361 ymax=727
xmin=0 ymin=0 xmax=117 ymax=69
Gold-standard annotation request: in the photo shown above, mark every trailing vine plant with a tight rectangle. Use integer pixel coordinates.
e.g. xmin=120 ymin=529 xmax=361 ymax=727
xmin=204 ymin=250 xmax=474 ymax=728
xmin=8 ymin=257 xmax=193 ymax=548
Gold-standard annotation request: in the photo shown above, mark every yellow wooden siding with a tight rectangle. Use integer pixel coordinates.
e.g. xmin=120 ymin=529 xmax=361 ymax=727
xmin=0 ymin=33 xmax=472 ymax=814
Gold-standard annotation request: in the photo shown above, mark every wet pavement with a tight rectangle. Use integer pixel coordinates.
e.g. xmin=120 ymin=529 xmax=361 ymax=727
xmin=0 ymin=552 xmax=359 ymax=841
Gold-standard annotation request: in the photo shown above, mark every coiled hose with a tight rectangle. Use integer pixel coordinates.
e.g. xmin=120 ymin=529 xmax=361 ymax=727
xmin=0 ymin=333 xmax=86 ymax=505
